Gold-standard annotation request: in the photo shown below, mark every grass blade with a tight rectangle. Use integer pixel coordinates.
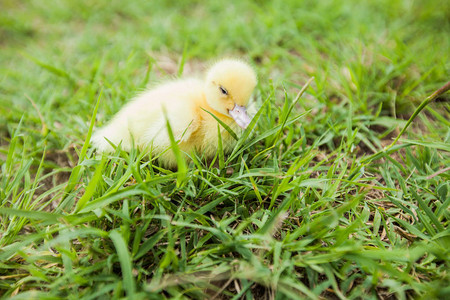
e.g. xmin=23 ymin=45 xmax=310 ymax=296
xmin=201 ymin=108 xmax=238 ymax=140
xmin=164 ymin=108 xmax=187 ymax=186
xmin=110 ymin=230 xmax=136 ymax=296
xmin=61 ymin=88 xmax=103 ymax=208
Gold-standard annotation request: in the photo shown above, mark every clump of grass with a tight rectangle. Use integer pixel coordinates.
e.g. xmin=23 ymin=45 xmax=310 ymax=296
xmin=1 ymin=0 xmax=449 ymax=299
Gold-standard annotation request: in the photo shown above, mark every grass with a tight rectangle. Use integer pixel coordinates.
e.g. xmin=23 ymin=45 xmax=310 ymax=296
xmin=1 ymin=0 xmax=449 ymax=299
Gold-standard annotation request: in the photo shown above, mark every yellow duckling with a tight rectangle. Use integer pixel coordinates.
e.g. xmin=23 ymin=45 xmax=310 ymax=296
xmin=91 ymin=59 xmax=257 ymax=167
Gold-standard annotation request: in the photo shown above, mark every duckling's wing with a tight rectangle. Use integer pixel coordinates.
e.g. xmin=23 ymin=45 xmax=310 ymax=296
xmin=141 ymin=106 xmax=199 ymax=150
xmin=140 ymin=78 xmax=203 ymax=151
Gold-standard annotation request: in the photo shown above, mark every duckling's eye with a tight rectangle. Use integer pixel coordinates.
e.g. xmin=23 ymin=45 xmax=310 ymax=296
xmin=219 ymin=86 xmax=228 ymax=95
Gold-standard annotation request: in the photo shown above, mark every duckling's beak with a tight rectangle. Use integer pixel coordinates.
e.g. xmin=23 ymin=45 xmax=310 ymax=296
xmin=228 ymin=104 xmax=251 ymax=129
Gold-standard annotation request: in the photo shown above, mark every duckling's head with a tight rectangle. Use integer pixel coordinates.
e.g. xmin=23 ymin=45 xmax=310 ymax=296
xmin=205 ymin=59 xmax=257 ymax=129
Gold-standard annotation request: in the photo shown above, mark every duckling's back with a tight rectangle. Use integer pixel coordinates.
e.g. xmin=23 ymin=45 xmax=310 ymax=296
xmin=91 ymin=78 xmax=205 ymax=155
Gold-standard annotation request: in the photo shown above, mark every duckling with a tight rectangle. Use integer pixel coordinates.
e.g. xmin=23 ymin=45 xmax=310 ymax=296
xmin=91 ymin=59 xmax=257 ymax=167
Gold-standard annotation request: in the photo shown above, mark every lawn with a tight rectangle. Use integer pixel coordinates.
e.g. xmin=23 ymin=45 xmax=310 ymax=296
xmin=1 ymin=0 xmax=449 ymax=299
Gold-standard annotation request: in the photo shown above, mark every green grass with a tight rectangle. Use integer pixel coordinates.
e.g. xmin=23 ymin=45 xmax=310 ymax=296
xmin=1 ymin=0 xmax=449 ymax=299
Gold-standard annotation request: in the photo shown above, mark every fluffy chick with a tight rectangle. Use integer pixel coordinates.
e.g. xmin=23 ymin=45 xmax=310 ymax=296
xmin=91 ymin=59 xmax=257 ymax=167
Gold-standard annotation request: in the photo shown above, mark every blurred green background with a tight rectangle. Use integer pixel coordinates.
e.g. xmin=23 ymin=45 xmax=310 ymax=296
xmin=2 ymin=0 xmax=449 ymax=131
